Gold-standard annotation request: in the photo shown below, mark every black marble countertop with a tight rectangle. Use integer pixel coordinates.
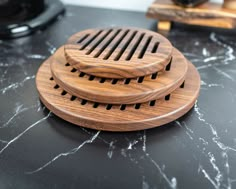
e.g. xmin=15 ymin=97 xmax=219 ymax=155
xmin=0 ymin=5 xmax=236 ymax=189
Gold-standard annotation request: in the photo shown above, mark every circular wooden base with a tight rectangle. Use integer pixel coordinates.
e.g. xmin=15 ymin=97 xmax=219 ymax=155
xmin=51 ymin=47 xmax=188 ymax=104
xmin=36 ymin=57 xmax=200 ymax=132
xmin=64 ymin=28 xmax=173 ymax=78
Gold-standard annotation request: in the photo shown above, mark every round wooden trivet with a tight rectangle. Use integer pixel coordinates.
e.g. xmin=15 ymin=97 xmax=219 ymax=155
xmin=36 ymin=57 xmax=200 ymax=132
xmin=51 ymin=47 xmax=188 ymax=104
xmin=64 ymin=27 xmax=173 ymax=78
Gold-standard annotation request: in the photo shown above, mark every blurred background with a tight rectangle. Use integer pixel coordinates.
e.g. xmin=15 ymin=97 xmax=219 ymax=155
xmin=62 ymin=0 xmax=223 ymax=12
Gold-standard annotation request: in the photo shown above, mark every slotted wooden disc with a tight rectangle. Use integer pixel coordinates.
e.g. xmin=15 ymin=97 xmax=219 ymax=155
xmin=51 ymin=47 xmax=188 ymax=104
xmin=36 ymin=56 xmax=200 ymax=132
xmin=64 ymin=27 xmax=173 ymax=78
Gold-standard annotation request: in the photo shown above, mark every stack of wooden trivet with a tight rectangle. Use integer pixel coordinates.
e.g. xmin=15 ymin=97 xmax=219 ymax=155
xmin=36 ymin=27 xmax=200 ymax=131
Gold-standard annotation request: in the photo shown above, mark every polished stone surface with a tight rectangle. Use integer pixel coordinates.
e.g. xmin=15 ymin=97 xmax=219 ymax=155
xmin=0 ymin=5 xmax=236 ymax=189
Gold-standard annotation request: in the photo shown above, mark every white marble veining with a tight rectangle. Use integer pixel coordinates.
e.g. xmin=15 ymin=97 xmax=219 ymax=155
xmin=0 ymin=102 xmax=41 ymax=128
xmin=26 ymin=54 xmax=46 ymax=60
xmin=146 ymin=153 xmax=177 ymax=189
xmin=196 ymin=33 xmax=235 ymax=71
xmin=117 ymin=131 xmax=178 ymax=189
xmin=0 ymin=11 xmax=236 ymax=188
xmin=26 ymin=131 xmax=100 ymax=174
xmin=203 ymin=56 xmax=221 ymax=63
xmin=0 ymin=75 xmax=35 ymax=94
xmin=45 ymin=41 xmax=57 ymax=55
xmin=202 ymin=47 xmax=210 ymax=57
xmin=201 ymin=80 xmax=225 ymax=90
xmin=192 ymin=101 xmax=236 ymax=189
xmin=210 ymin=33 xmax=235 ymax=63
xmin=142 ymin=175 xmax=150 ymax=189
xmin=107 ymin=141 xmax=116 ymax=159
xmin=213 ymin=66 xmax=235 ymax=82
xmin=142 ymin=130 xmax=146 ymax=152
xmin=0 ymin=112 xmax=52 ymax=155
xmin=176 ymin=120 xmax=194 ymax=140
xmin=0 ymin=139 xmax=8 ymax=144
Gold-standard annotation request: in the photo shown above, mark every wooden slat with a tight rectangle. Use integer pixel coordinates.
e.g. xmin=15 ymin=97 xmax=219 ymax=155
xmin=51 ymin=47 xmax=188 ymax=104
xmin=64 ymin=27 xmax=173 ymax=78
xmin=36 ymin=56 xmax=200 ymax=131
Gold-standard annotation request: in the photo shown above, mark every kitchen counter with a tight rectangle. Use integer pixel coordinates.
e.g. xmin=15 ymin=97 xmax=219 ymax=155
xmin=0 ymin=5 xmax=236 ymax=189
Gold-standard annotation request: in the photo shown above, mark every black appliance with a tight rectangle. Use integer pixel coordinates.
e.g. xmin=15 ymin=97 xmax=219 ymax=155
xmin=0 ymin=0 xmax=65 ymax=38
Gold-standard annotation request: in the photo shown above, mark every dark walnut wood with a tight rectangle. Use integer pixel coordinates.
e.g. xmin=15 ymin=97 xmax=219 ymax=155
xmin=64 ymin=27 xmax=173 ymax=78
xmin=223 ymin=0 xmax=236 ymax=10
xmin=51 ymin=46 xmax=188 ymax=104
xmin=36 ymin=27 xmax=201 ymax=131
xmin=36 ymin=56 xmax=200 ymax=132
xmin=147 ymin=0 xmax=236 ymax=29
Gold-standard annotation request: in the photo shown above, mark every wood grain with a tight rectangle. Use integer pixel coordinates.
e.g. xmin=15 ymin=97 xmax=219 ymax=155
xmin=64 ymin=27 xmax=173 ymax=78
xmin=158 ymin=20 xmax=172 ymax=31
xmin=36 ymin=56 xmax=200 ymax=132
xmin=147 ymin=0 xmax=236 ymax=29
xmin=51 ymin=46 xmax=188 ymax=104
xmin=223 ymin=0 xmax=236 ymax=10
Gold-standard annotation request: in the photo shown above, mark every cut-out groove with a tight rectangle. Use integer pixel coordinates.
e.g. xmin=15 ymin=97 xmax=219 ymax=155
xmin=165 ymin=94 xmax=171 ymax=101
xmin=111 ymin=79 xmax=118 ymax=85
xmin=79 ymin=72 xmax=85 ymax=77
xmin=137 ymin=76 xmax=144 ymax=83
xmin=61 ymin=90 xmax=67 ymax=96
xmin=64 ymin=27 xmax=175 ymax=79
xmin=151 ymin=42 xmax=159 ymax=53
xmin=138 ymin=36 xmax=152 ymax=59
xmin=88 ymin=75 xmax=95 ymax=81
xmin=106 ymin=104 xmax=112 ymax=110
xmin=103 ymin=30 xmax=130 ymax=60
xmin=93 ymin=102 xmax=99 ymax=108
xmin=120 ymin=104 xmax=126 ymax=111
xmin=126 ymin=33 xmax=145 ymax=60
xmin=77 ymin=34 xmax=90 ymax=43
xmin=94 ymin=29 xmax=122 ymax=58
xmin=80 ymin=30 xmax=103 ymax=50
xmin=149 ymin=100 xmax=156 ymax=106
xmin=180 ymin=81 xmax=185 ymax=88
xmin=37 ymin=51 xmax=201 ymax=131
xmin=114 ymin=31 xmax=138 ymax=61
xmin=70 ymin=95 xmax=76 ymax=101
xmin=54 ymin=84 xmax=59 ymax=89
xmin=99 ymin=78 xmax=106 ymax=83
xmin=124 ymin=78 xmax=131 ymax=85
xmin=165 ymin=58 xmax=172 ymax=71
xmin=86 ymin=29 xmax=113 ymax=55
xmin=71 ymin=68 xmax=77 ymax=72
xmin=135 ymin=103 xmax=141 ymax=109
xmin=81 ymin=99 xmax=87 ymax=105
xmin=151 ymin=72 xmax=158 ymax=79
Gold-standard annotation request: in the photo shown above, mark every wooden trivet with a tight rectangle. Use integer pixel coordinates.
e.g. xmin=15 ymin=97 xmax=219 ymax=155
xmin=36 ymin=58 xmax=200 ymax=132
xmin=50 ymin=47 xmax=188 ymax=104
xmin=64 ymin=27 xmax=173 ymax=78
xmin=36 ymin=27 xmax=201 ymax=131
